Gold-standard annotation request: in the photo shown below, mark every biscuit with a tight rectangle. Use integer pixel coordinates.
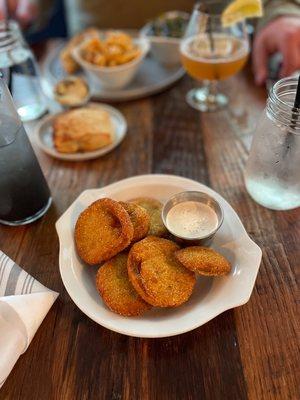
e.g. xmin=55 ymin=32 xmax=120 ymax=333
xmin=53 ymin=106 xmax=114 ymax=153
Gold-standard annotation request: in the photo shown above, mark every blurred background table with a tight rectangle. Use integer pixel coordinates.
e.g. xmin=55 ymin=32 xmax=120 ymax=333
xmin=0 ymin=42 xmax=299 ymax=400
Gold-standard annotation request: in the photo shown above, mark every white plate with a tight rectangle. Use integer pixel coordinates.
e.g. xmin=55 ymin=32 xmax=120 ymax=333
xmin=42 ymin=40 xmax=185 ymax=102
xmin=33 ymin=103 xmax=127 ymax=161
xmin=56 ymin=175 xmax=262 ymax=338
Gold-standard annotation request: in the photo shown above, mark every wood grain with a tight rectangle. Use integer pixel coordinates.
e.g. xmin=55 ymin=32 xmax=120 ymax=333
xmin=0 ymin=56 xmax=299 ymax=400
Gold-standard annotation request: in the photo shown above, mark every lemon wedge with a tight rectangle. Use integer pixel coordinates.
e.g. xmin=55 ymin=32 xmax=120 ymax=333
xmin=222 ymin=0 xmax=263 ymax=27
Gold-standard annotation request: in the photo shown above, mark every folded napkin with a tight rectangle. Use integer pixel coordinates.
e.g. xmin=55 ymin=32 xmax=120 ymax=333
xmin=0 ymin=251 xmax=58 ymax=388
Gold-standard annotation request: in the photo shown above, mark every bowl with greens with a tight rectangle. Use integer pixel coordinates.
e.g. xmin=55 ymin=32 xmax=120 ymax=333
xmin=140 ymin=11 xmax=189 ymax=65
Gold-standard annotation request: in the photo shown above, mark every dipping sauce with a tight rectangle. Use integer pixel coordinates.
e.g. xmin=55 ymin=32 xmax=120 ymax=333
xmin=166 ymin=201 xmax=218 ymax=239
xmin=54 ymin=76 xmax=89 ymax=107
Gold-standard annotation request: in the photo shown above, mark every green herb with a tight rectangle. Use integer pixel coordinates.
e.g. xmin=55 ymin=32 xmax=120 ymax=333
xmin=148 ymin=16 xmax=188 ymax=38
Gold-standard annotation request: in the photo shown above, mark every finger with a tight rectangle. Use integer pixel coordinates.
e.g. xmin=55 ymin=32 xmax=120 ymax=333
xmin=0 ymin=0 xmax=5 ymax=18
xmin=0 ymin=0 xmax=16 ymax=18
xmin=252 ymin=33 xmax=269 ymax=85
xmin=16 ymin=0 xmax=38 ymax=26
xmin=0 ymin=0 xmax=4 ymax=18
xmin=279 ymin=37 xmax=300 ymax=77
xmin=8 ymin=0 xmax=18 ymax=17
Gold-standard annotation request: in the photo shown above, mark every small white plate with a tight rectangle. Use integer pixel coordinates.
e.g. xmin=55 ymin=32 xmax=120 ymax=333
xmin=33 ymin=103 xmax=127 ymax=161
xmin=56 ymin=175 xmax=262 ymax=338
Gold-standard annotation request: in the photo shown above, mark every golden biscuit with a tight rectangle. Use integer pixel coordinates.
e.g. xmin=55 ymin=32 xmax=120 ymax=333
xmin=127 ymin=236 xmax=180 ymax=304
xmin=53 ymin=106 xmax=114 ymax=153
xmin=96 ymin=253 xmax=151 ymax=316
xmin=140 ymin=255 xmax=196 ymax=307
xmin=75 ymin=198 xmax=133 ymax=265
xmin=130 ymin=197 xmax=168 ymax=237
xmin=175 ymin=246 xmax=231 ymax=276
xmin=119 ymin=202 xmax=150 ymax=243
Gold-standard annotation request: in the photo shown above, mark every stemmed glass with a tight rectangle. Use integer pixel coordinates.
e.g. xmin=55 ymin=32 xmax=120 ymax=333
xmin=180 ymin=2 xmax=250 ymax=112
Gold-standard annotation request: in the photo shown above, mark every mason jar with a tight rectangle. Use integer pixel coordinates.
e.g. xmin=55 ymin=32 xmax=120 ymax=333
xmin=0 ymin=20 xmax=47 ymax=121
xmin=244 ymin=76 xmax=300 ymax=210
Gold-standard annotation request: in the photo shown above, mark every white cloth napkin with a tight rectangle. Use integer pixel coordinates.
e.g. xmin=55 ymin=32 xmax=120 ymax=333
xmin=0 ymin=250 xmax=58 ymax=388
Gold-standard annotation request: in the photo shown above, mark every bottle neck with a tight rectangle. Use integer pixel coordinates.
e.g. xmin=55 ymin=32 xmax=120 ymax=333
xmin=0 ymin=77 xmax=22 ymax=121
xmin=0 ymin=20 xmax=23 ymax=52
xmin=267 ymin=77 xmax=300 ymax=135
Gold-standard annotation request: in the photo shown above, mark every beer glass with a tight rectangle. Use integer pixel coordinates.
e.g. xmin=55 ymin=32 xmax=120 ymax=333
xmin=180 ymin=2 xmax=249 ymax=111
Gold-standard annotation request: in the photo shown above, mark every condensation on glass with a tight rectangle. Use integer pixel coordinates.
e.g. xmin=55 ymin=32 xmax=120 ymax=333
xmin=0 ymin=77 xmax=51 ymax=225
xmin=0 ymin=20 xmax=47 ymax=121
xmin=244 ymin=77 xmax=300 ymax=210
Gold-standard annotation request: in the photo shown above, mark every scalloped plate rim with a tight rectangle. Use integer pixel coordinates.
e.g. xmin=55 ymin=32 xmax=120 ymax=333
xmin=56 ymin=174 xmax=262 ymax=338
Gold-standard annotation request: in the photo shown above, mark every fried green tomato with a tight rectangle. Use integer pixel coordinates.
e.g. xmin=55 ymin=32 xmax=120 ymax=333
xmin=175 ymin=246 xmax=231 ymax=276
xmin=127 ymin=236 xmax=180 ymax=304
xmin=140 ymin=255 xmax=196 ymax=307
xmin=96 ymin=253 xmax=151 ymax=316
xmin=119 ymin=201 xmax=150 ymax=243
xmin=130 ymin=197 xmax=168 ymax=237
xmin=75 ymin=198 xmax=134 ymax=265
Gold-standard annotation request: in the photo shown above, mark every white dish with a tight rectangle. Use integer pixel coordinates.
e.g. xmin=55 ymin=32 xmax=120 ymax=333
xmin=56 ymin=174 xmax=262 ymax=338
xmin=33 ymin=103 xmax=127 ymax=161
xmin=140 ymin=11 xmax=189 ymax=65
xmin=140 ymin=26 xmax=181 ymax=65
xmin=72 ymin=37 xmax=150 ymax=90
xmin=42 ymin=40 xmax=185 ymax=102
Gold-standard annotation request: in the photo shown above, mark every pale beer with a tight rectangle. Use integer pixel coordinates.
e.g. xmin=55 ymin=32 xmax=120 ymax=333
xmin=180 ymin=34 xmax=249 ymax=81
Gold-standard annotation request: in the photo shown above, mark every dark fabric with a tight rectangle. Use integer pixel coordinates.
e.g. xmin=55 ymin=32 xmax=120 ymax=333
xmin=63 ymin=0 xmax=300 ymax=35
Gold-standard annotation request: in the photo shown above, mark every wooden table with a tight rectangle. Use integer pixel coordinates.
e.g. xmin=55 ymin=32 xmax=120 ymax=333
xmin=1 ymin=56 xmax=299 ymax=400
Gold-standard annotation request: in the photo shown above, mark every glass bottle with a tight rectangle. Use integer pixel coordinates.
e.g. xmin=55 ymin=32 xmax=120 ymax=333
xmin=0 ymin=77 xmax=52 ymax=225
xmin=244 ymin=76 xmax=300 ymax=210
xmin=0 ymin=20 xmax=47 ymax=121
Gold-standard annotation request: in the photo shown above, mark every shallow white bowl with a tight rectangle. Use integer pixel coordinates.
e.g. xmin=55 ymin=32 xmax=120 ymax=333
xmin=56 ymin=174 xmax=262 ymax=338
xmin=72 ymin=37 xmax=150 ymax=90
xmin=140 ymin=11 xmax=189 ymax=65
xmin=140 ymin=27 xmax=181 ymax=65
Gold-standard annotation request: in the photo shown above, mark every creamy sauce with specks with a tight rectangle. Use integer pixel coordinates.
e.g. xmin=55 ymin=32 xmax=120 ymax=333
xmin=166 ymin=201 xmax=218 ymax=238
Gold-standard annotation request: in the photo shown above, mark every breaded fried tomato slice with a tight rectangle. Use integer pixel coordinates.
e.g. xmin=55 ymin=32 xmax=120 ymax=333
xmin=75 ymin=198 xmax=133 ymax=265
xmin=119 ymin=201 xmax=150 ymax=243
xmin=96 ymin=253 xmax=151 ymax=316
xmin=130 ymin=197 xmax=168 ymax=237
xmin=175 ymin=246 xmax=231 ymax=276
xmin=127 ymin=236 xmax=180 ymax=304
xmin=140 ymin=255 xmax=196 ymax=307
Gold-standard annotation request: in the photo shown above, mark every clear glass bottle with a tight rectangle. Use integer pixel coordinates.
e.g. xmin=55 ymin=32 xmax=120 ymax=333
xmin=0 ymin=76 xmax=52 ymax=225
xmin=244 ymin=77 xmax=300 ymax=210
xmin=0 ymin=20 xmax=47 ymax=121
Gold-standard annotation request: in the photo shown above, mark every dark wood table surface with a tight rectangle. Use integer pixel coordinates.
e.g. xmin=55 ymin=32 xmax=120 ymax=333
xmin=0 ymin=46 xmax=299 ymax=400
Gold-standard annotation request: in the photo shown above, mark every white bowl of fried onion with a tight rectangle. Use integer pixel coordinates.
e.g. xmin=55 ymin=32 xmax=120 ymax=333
xmin=72 ymin=34 xmax=150 ymax=90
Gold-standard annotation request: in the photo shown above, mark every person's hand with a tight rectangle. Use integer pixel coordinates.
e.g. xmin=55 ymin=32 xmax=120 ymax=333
xmin=253 ymin=16 xmax=300 ymax=85
xmin=0 ymin=0 xmax=38 ymax=28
